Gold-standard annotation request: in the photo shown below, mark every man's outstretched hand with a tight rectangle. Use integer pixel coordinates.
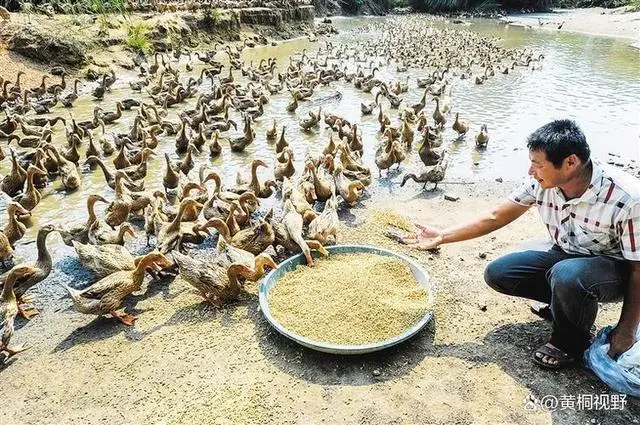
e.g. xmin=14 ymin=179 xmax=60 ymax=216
xmin=402 ymin=223 xmax=444 ymax=251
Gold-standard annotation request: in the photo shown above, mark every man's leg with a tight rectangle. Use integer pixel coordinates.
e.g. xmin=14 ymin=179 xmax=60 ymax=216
xmin=545 ymin=256 xmax=631 ymax=360
xmin=483 ymin=246 xmax=574 ymax=303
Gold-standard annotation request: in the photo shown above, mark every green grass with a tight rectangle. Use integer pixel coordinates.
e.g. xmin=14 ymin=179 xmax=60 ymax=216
xmin=629 ymin=0 xmax=640 ymax=11
xmin=126 ymin=22 xmax=150 ymax=52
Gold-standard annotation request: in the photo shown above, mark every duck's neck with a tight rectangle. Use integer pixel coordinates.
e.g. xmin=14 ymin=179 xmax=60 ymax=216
xmin=0 ymin=276 xmax=17 ymax=301
xmin=87 ymin=198 xmax=100 ymax=225
xmin=36 ymin=230 xmax=52 ymax=265
xmin=95 ymin=158 xmax=113 ymax=182
xmin=116 ymin=227 xmax=128 ymax=244
xmin=26 ymin=171 xmax=37 ymax=194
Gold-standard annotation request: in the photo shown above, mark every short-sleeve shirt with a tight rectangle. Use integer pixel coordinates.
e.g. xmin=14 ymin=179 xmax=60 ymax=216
xmin=509 ymin=161 xmax=640 ymax=261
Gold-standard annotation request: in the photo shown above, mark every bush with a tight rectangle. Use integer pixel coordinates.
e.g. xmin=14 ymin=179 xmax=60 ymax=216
xmin=200 ymin=5 xmax=220 ymax=30
xmin=126 ymin=22 xmax=150 ymax=52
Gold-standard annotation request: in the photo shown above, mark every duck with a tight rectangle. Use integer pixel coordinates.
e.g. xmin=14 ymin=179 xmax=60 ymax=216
xmin=84 ymin=157 xmax=144 ymax=192
xmin=401 ymin=152 xmax=449 ymax=191
xmin=201 ymin=216 xmax=275 ymax=256
xmin=307 ymin=191 xmax=340 ymax=246
xmin=1 ymin=149 xmax=27 ymax=197
xmin=286 ymin=91 xmax=299 ymax=113
xmin=61 ymin=252 xmax=171 ymax=326
xmin=475 ymin=124 xmax=489 ymax=148
xmin=452 ymin=112 xmax=469 ymax=137
xmin=374 ymin=131 xmax=398 ymax=177
xmin=274 ymin=147 xmax=295 ymax=181
xmin=2 ymin=202 xmax=31 ymax=248
xmin=269 ymin=200 xmax=329 ymax=265
xmin=95 ymin=120 xmax=115 ymax=155
xmin=156 ymin=198 xmax=203 ymax=254
xmin=0 ymin=231 xmax=13 ymax=268
xmin=56 ymin=194 xmax=108 ymax=246
xmin=1 ymin=266 xmax=34 ymax=362
xmin=72 ymin=241 xmax=138 ymax=279
xmin=377 ymin=104 xmax=391 ymax=132
xmin=16 ymin=165 xmax=47 ymax=211
xmin=162 ymin=152 xmax=180 ymax=192
xmin=229 ymin=116 xmax=255 ymax=152
xmin=89 ymin=221 xmax=136 ymax=246
xmin=361 ymin=99 xmax=377 ymax=115
xmin=209 ymin=130 xmax=222 ymax=157
xmin=92 ymin=75 xmax=108 ymax=99
xmin=98 ymin=102 xmax=123 ymax=125
xmin=44 ymin=144 xmax=80 ymax=191
xmin=266 ymin=119 xmax=277 ymax=141
xmin=305 ymin=160 xmax=335 ymax=202
xmin=103 ymin=172 xmax=135 ymax=229
xmin=432 ymin=97 xmax=446 ymax=127
xmin=417 ymin=136 xmax=442 ymax=167
xmin=172 ymin=250 xmax=277 ymax=307
xmin=0 ymin=224 xmax=57 ymax=318
xmin=230 ymin=159 xmax=268 ymax=194
xmin=282 ymin=177 xmax=317 ymax=224
xmin=275 ymin=125 xmax=289 ymax=154
xmin=333 ymin=163 xmax=365 ymax=206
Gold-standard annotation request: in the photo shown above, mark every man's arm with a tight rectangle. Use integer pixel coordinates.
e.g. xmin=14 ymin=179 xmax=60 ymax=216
xmin=440 ymin=199 xmax=531 ymax=244
xmin=405 ymin=199 xmax=530 ymax=250
xmin=609 ymin=261 xmax=640 ymax=358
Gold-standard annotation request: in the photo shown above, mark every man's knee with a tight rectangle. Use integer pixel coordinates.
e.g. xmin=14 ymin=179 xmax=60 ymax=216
xmin=547 ymin=260 xmax=589 ymax=296
xmin=484 ymin=258 xmax=508 ymax=293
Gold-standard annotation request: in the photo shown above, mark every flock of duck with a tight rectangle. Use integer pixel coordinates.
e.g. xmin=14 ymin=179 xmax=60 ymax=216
xmin=0 ymin=15 xmax=542 ymax=362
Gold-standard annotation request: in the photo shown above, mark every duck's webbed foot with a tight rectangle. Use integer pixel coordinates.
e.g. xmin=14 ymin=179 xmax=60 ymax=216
xmin=17 ymin=302 xmax=39 ymax=319
xmin=2 ymin=343 xmax=30 ymax=363
xmin=110 ymin=311 xmax=137 ymax=326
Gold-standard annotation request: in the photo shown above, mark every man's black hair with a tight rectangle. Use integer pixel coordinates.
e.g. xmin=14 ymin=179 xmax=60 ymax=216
xmin=527 ymin=119 xmax=590 ymax=168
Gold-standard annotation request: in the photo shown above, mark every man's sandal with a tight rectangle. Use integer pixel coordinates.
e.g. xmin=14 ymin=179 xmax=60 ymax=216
xmin=533 ymin=343 xmax=575 ymax=369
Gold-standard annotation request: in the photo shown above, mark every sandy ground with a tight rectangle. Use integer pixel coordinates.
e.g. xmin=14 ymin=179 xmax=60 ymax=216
xmin=504 ymin=7 xmax=640 ymax=47
xmin=2 ymin=180 xmax=639 ymax=424
xmin=1 ymin=6 xmax=640 ymax=425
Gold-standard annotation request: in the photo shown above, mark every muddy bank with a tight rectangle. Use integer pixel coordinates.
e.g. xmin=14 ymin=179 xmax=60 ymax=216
xmin=502 ymin=7 xmax=640 ymax=46
xmin=0 ymin=5 xmax=320 ymax=84
xmin=2 ymin=180 xmax=639 ymax=424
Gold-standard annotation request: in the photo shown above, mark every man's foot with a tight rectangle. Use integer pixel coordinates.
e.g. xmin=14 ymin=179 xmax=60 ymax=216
xmin=530 ymin=301 xmax=552 ymax=321
xmin=533 ymin=343 xmax=575 ymax=369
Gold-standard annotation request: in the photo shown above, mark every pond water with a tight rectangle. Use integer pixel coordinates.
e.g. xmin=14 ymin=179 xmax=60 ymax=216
xmin=1 ymin=14 xmax=639 ymax=250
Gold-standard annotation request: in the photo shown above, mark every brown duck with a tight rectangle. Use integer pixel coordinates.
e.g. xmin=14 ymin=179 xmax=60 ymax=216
xmin=61 ymin=252 xmax=171 ymax=326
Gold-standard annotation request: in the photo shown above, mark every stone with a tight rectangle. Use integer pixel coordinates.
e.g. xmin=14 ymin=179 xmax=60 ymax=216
xmin=372 ymin=369 xmax=381 ymax=376
xmin=479 ymin=252 xmax=487 ymax=259
xmin=8 ymin=26 xmax=87 ymax=66
xmin=115 ymin=58 xmax=135 ymax=70
xmin=50 ymin=66 xmax=66 ymax=76
xmin=479 ymin=304 xmax=487 ymax=312
xmin=444 ymin=193 xmax=460 ymax=202
xmin=495 ymin=177 xmax=503 ymax=183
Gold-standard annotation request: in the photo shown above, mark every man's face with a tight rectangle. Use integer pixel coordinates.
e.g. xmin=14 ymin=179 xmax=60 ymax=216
xmin=528 ymin=150 xmax=571 ymax=189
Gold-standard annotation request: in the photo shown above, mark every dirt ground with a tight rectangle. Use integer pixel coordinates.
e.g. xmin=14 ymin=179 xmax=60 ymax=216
xmin=2 ymin=181 xmax=639 ymax=425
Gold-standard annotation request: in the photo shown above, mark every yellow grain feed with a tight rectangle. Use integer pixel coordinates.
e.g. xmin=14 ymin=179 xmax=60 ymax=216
xmin=267 ymin=253 xmax=430 ymax=345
